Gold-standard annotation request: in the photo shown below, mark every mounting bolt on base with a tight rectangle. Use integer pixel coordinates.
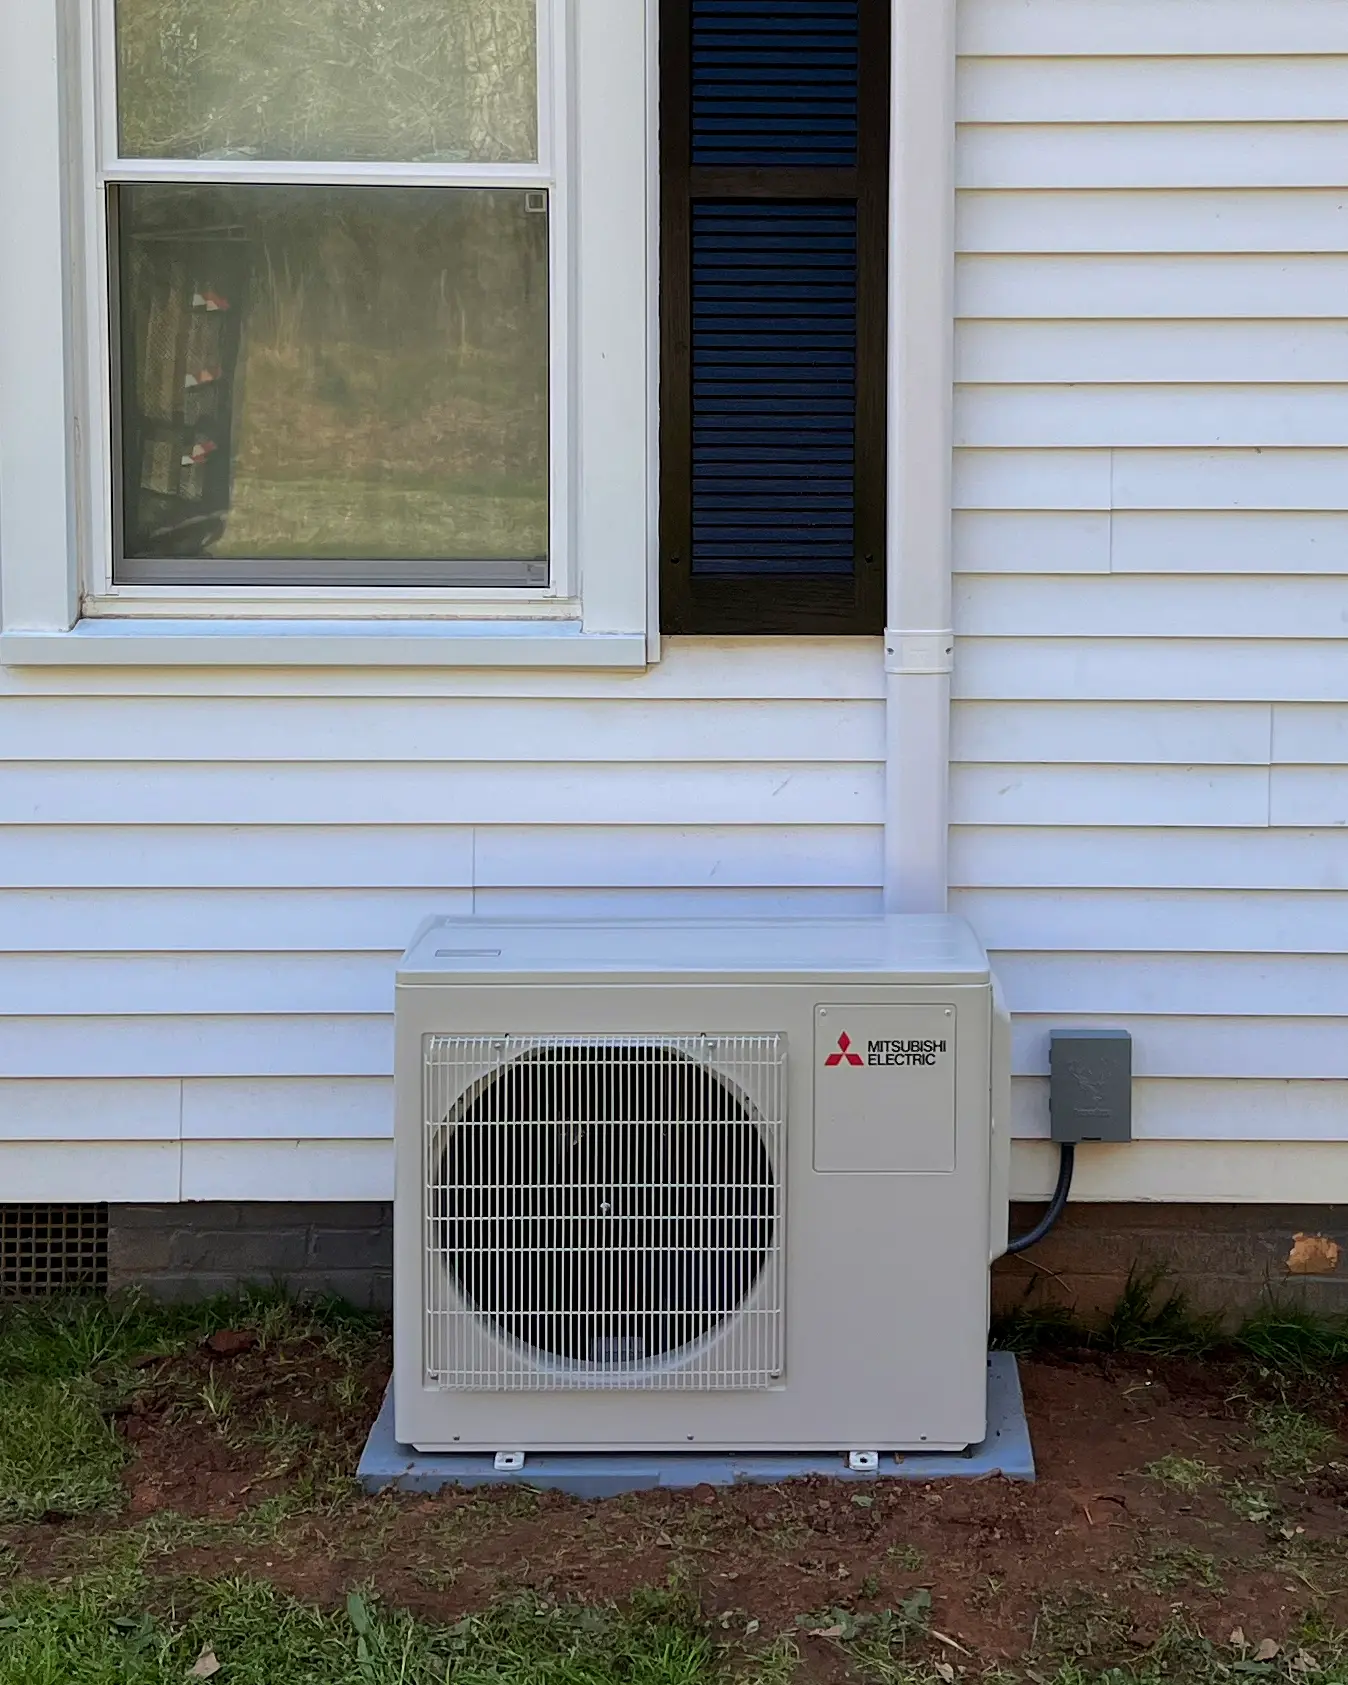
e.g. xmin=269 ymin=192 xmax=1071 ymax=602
xmin=494 ymin=1451 xmax=526 ymax=1473
xmin=847 ymin=1451 xmax=880 ymax=1473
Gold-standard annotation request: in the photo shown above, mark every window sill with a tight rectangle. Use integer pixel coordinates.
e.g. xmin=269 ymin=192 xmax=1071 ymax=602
xmin=0 ymin=619 xmax=650 ymax=670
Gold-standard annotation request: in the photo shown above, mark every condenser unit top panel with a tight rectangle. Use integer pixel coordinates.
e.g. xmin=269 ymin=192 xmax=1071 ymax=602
xmin=398 ymin=914 xmax=990 ymax=988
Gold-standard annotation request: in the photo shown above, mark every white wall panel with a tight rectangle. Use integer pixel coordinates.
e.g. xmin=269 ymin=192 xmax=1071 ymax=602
xmin=0 ymin=826 xmax=474 ymax=891
xmin=180 ymin=1139 xmax=393 ymax=1202
xmin=0 ymin=824 xmax=878 ymax=892
xmin=0 ymin=1078 xmax=180 ymax=1141
xmin=957 ymin=575 xmax=1348 ymax=639
xmin=957 ymin=638 xmax=1348 ymax=703
xmin=996 ymin=951 xmax=1348 ymax=1017
xmin=951 ymin=826 xmax=1348 ymax=890
xmin=0 ymin=953 xmax=395 ymax=1015
xmin=0 ymin=695 xmax=882 ymax=764
xmin=0 ymin=763 xmax=881 ymax=827
xmin=0 ymin=1016 xmax=391 ymax=1079
xmin=958 ymin=385 xmax=1348 ymax=450
xmin=959 ymin=123 xmax=1348 ymax=190
xmin=958 ymin=320 xmax=1348 ymax=386
xmin=959 ymin=0 xmax=1348 ymax=58
xmin=0 ymin=889 xmax=464 ymax=954
xmin=960 ymin=57 xmax=1348 ymax=124
xmin=1112 ymin=512 xmax=1348 ymax=575
xmin=953 ymin=448 xmax=1111 ymax=510
xmin=958 ymin=190 xmax=1348 ymax=255
xmin=951 ymin=701 xmax=1271 ymax=765
xmin=953 ymin=510 xmax=1110 ymax=572
xmin=472 ymin=887 xmax=882 ymax=919
xmin=181 ymin=1078 xmax=392 ymax=1142
xmin=959 ymin=255 xmax=1348 ymax=320
xmin=950 ymin=764 xmax=1269 ymax=827
xmin=1272 ymin=705 xmax=1348 ymax=764
xmin=1114 ymin=450 xmax=1348 ymax=510
xmin=0 ymin=1142 xmax=181 ymax=1203
xmin=1271 ymin=769 xmax=1348 ymax=827
xmin=474 ymin=825 xmax=882 ymax=887
xmin=958 ymin=886 xmax=1348 ymax=953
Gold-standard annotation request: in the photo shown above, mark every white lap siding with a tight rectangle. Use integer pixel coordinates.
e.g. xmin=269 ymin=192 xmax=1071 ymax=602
xmin=0 ymin=643 xmax=883 ymax=1199
xmin=8 ymin=0 xmax=1348 ymax=1205
xmin=953 ymin=0 xmax=1348 ymax=1176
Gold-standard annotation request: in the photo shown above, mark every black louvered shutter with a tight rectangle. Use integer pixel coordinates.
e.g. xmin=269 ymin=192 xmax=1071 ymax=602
xmin=661 ymin=0 xmax=889 ymax=635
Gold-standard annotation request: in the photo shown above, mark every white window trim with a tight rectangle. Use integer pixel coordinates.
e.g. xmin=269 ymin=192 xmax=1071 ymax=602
xmin=0 ymin=0 xmax=653 ymax=669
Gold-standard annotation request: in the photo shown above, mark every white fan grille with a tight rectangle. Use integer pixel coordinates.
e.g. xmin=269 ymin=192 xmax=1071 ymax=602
xmin=423 ymin=1033 xmax=786 ymax=1391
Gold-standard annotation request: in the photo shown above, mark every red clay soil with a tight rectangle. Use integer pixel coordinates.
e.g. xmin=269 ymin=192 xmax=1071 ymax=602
xmin=12 ymin=1335 xmax=1348 ymax=1673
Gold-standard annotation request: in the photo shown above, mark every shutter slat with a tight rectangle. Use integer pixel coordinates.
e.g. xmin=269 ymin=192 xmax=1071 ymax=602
xmin=691 ymin=202 xmax=858 ymax=579
xmin=691 ymin=0 xmax=860 ymax=167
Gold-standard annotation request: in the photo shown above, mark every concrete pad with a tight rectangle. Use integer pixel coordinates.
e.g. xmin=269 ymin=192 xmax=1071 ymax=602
xmin=357 ymin=1353 xmax=1034 ymax=1498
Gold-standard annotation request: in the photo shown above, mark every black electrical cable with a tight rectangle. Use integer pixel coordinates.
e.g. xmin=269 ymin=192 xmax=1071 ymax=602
xmin=1005 ymin=1141 xmax=1076 ymax=1255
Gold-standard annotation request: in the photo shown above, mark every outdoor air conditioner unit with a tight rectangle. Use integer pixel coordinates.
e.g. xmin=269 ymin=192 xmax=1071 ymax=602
xmin=393 ymin=915 xmax=1012 ymax=1456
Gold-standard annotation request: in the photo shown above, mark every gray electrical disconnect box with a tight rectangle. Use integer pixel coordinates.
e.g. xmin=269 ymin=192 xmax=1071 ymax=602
xmin=1050 ymin=1029 xmax=1133 ymax=1143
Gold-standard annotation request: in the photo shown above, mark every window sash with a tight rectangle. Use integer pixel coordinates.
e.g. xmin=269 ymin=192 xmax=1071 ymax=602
xmin=83 ymin=0 xmax=570 ymax=604
xmin=96 ymin=0 xmax=557 ymax=181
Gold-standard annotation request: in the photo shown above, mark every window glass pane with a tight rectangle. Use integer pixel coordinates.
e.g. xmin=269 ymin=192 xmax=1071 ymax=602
xmin=114 ymin=185 xmax=549 ymax=585
xmin=114 ymin=0 xmax=539 ymax=163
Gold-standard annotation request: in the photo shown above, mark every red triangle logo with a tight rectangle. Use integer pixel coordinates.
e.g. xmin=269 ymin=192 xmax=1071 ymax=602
xmin=824 ymin=1031 xmax=864 ymax=1067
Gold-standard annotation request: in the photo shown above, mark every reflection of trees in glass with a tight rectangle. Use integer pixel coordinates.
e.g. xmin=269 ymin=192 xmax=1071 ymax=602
xmin=116 ymin=0 xmax=538 ymax=163
xmin=120 ymin=185 xmax=548 ymax=563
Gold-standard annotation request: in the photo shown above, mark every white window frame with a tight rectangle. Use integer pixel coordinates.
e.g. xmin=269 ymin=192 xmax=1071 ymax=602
xmin=0 ymin=0 xmax=654 ymax=667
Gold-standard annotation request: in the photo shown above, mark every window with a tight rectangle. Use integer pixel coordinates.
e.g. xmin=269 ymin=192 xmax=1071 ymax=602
xmin=660 ymin=0 xmax=889 ymax=635
xmin=0 ymin=0 xmax=652 ymax=662
xmin=105 ymin=0 xmax=555 ymax=594
xmin=112 ymin=183 xmax=550 ymax=588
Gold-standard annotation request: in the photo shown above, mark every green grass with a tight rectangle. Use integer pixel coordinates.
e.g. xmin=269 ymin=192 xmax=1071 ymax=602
xmin=12 ymin=1575 xmax=1346 ymax=1685
xmin=992 ymin=1267 xmax=1225 ymax=1359
xmin=799 ymin=1594 xmax=935 ymax=1685
xmin=1031 ymin=1588 xmax=1140 ymax=1664
xmin=995 ymin=1268 xmax=1348 ymax=1369
xmin=0 ymin=1573 xmax=716 ymax=1685
xmin=0 ymin=1290 xmax=380 ymax=1523
xmin=1129 ymin=1542 xmax=1225 ymax=1595
xmin=0 ymin=1376 xmax=126 ymax=1522
xmin=1236 ymin=1307 xmax=1348 ymax=1374
xmin=1093 ymin=1271 xmax=1222 ymax=1358
xmin=1227 ymin=1482 xmax=1279 ymax=1524
xmin=1141 ymin=1455 xmax=1223 ymax=1496
xmin=1249 ymin=1402 xmax=1340 ymax=1483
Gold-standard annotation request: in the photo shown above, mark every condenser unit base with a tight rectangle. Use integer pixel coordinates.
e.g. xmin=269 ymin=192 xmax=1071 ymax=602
xmin=358 ymin=1353 xmax=1034 ymax=1498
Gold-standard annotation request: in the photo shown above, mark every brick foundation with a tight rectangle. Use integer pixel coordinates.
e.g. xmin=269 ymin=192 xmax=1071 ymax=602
xmin=108 ymin=1202 xmax=393 ymax=1309
xmin=995 ymin=1201 xmax=1348 ymax=1320
xmin=106 ymin=1200 xmax=1348 ymax=1319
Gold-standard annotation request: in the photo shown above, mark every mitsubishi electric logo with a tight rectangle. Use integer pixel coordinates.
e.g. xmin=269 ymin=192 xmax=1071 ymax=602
xmin=824 ymin=1031 xmax=864 ymax=1067
xmin=824 ymin=1030 xmax=948 ymax=1069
